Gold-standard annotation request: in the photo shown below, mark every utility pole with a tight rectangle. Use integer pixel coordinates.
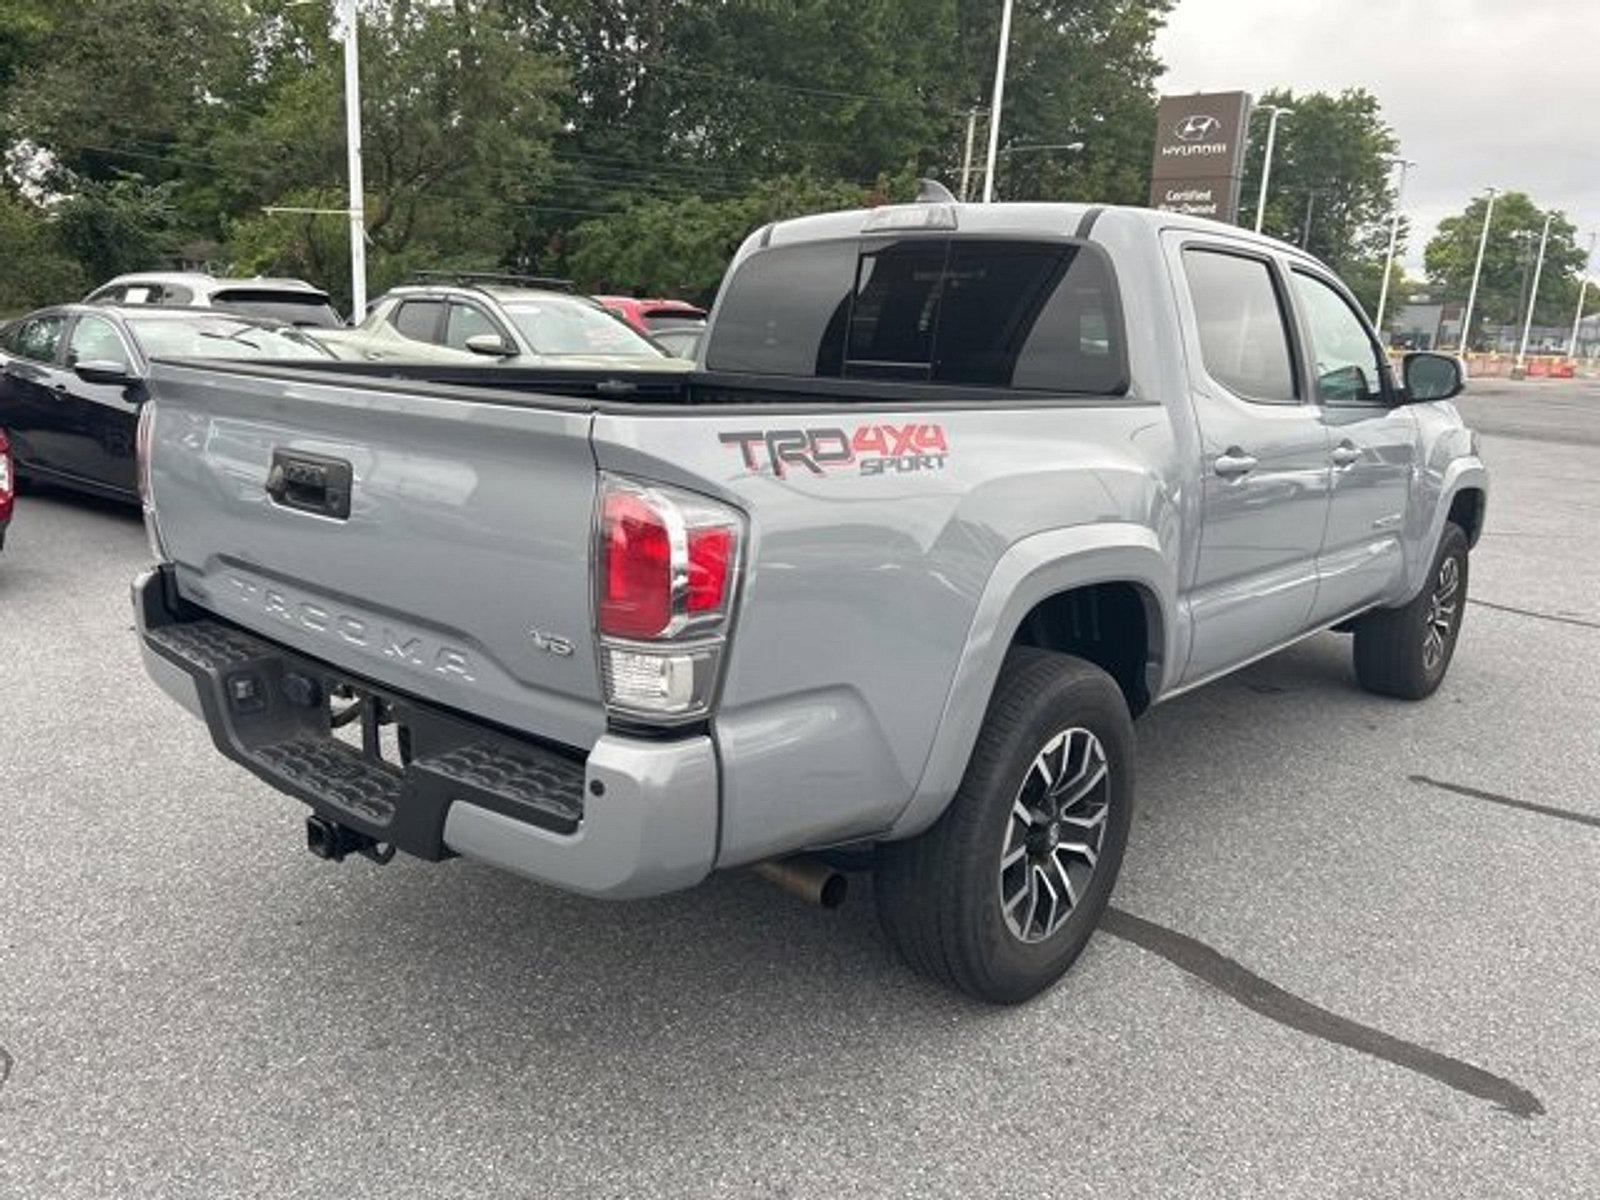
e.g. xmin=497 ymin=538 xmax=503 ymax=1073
xmin=1252 ymin=105 xmax=1291 ymax=234
xmin=1300 ymin=190 xmax=1321 ymax=249
xmin=1516 ymin=211 xmax=1554 ymax=370
xmin=338 ymin=0 xmax=366 ymax=318
xmin=1374 ymin=158 xmax=1415 ymax=338
xmin=959 ymin=108 xmax=980 ymax=201
xmin=1568 ymin=231 xmax=1597 ymax=359
xmin=981 ymin=0 xmax=1015 ymax=204
xmin=1459 ymin=188 xmax=1497 ymax=354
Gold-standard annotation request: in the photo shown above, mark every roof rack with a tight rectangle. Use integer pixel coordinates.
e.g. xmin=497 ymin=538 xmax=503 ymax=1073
xmin=405 ymin=270 xmax=575 ymax=293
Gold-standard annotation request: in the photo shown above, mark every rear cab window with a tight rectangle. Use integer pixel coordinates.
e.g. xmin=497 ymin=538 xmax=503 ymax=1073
xmin=705 ymin=235 xmax=1127 ymax=397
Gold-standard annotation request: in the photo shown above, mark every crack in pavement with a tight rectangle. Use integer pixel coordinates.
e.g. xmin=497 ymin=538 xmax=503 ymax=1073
xmin=0 ymin=1045 xmax=11 ymax=1095
xmin=1470 ymin=598 xmax=1600 ymax=630
xmin=1101 ymin=907 xmax=1545 ymax=1119
xmin=1409 ymin=774 xmax=1600 ymax=831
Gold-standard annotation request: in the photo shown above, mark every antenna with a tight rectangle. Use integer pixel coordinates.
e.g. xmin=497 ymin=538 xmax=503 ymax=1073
xmin=916 ymin=178 xmax=959 ymax=205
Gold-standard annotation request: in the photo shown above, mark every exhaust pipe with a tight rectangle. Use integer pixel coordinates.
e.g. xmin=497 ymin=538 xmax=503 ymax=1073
xmin=752 ymin=856 xmax=848 ymax=909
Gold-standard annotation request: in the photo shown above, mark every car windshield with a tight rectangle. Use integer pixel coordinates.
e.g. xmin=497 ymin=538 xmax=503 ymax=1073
xmin=502 ymin=298 xmax=666 ymax=358
xmin=127 ymin=316 xmax=334 ymax=360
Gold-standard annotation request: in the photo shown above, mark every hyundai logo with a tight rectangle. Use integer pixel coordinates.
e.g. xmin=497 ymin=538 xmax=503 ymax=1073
xmin=1174 ymin=114 xmax=1222 ymax=142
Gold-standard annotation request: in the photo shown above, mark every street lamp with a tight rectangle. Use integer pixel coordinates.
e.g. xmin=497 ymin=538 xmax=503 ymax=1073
xmin=1252 ymin=105 xmax=1291 ymax=234
xmin=337 ymin=0 xmax=366 ymax=317
xmin=1568 ymin=231 xmax=1596 ymax=360
xmin=991 ymin=141 xmax=1085 ymax=202
xmin=1373 ymin=157 xmax=1416 ymax=339
xmin=1516 ymin=210 xmax=1555 ymax=370
xmin=1458 ymin=187 xmax=1497 ymax=354
xmin=981 ymin=0 xmax=1015 ymax=204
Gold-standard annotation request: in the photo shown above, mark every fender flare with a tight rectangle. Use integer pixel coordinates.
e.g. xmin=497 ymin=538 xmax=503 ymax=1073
xmin=887 ymin=523 xmax=1177 ymax=840
xmin=1403 ymin=457 xmax=1488 ymax=600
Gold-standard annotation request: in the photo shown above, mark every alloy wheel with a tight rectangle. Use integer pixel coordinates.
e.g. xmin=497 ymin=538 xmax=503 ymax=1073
xmin=997 ymin=727 xmax=1111 ymax=944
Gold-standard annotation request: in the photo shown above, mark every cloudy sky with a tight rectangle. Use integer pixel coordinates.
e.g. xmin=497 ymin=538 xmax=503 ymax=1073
xmin=1154 ymin=0 xmax=1600 ymax=271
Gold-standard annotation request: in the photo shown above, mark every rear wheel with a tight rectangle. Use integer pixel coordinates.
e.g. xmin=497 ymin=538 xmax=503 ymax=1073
xmin=875 ymin=649 xmax=1134 ymax=1004
xmin=1352 ymin=522 xmax=1469 ymax=700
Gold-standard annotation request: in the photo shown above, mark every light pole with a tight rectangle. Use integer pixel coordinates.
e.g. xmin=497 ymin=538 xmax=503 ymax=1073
xmin=1516 ymin=211 xmax=1555 ymax=369
xmin=338 ymin=0 xmax=366 ymax=317
xmin=1458 ymin=187 xmax=1497 ymax=353
xmin=1252 ymin=105 xmax=1291 ymax=234
xmin=992 ymin=142 xmax=1085 ymax=202
xmin=980 ymin=0 xmax=1015 ymax=204
xmin=1373 ymin=157 xmax=1415 ymax=338
xmin=1568 ymin=231 xmax=1596 ymax=360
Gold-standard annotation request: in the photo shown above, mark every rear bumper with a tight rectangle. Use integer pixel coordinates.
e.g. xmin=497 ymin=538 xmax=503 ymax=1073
xmin=133 ymin=566 xmax=717 ymax=899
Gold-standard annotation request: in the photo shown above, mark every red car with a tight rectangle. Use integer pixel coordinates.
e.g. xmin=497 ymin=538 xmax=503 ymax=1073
xmin=0 ymin=428 xmax=13 ymax=551
xmin=594 ymin=295 xmax=706 ymax=335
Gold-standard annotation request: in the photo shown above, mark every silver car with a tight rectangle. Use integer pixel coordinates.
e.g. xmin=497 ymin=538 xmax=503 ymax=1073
xmin=312 ymin=277 xmax=691 ymax=371
xmin=85 ymin=272 xmax=341 ymax=328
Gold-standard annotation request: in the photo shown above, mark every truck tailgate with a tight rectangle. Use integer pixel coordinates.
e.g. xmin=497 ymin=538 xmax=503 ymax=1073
xmin=144 ymin=361 xmax=606 ymax=750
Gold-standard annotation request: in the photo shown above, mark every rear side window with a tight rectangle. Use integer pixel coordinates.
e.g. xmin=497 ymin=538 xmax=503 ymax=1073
xmin=707 ymin=236 xmax=1126 ymax=395
xmin=211 ymin=289 xmax=338 ymax=327
xmin=1182 ymin=249 xmax=1297 ymax=403
xmin=390 ymin=299 xmax=443 ymax=342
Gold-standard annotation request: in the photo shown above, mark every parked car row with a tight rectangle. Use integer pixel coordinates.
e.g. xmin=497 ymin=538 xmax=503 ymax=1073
xmin=0 ymin=271 xmax=706 ymax=517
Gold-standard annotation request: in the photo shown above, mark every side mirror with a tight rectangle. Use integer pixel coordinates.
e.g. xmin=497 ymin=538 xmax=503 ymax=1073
xmin=464 ymin=333 xmax=515 ymax=358
xmin=74 ymin=359 xmax=137 ymax=386
xmin=1402 ymin=352 xmax=1465 ymax=403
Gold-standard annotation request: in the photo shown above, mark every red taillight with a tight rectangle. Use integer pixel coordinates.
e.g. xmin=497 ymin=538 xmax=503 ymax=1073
xmin=687 ymin=527 xmax=732 ymax=612
xmin=599 ymin=490 xmax=673 ymax=638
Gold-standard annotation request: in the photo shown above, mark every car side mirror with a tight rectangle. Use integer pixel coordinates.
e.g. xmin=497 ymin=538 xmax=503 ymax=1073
xmin=1402 ymin=352 xmax=1464 ymax=403
xmin=74 ymin=359 xmax=137 ymax=386
xmin=464 ymin=333 xmax=515 ymax=358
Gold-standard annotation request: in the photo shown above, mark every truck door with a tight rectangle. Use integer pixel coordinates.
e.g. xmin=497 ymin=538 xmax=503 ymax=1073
xmin=1285 ymin=267 xmax=1418 ymax=621
xmin=1170 ymin=240 xmax=1332 ymax=682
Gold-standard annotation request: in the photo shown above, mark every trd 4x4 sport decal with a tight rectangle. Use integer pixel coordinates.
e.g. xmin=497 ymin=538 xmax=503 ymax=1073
xmin=719 ymin=424 xmax=949 ymax=478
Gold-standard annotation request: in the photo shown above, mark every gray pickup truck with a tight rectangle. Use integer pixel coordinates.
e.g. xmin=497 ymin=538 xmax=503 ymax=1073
xmin=131 ymin=201 xmax=1486 ymax=1003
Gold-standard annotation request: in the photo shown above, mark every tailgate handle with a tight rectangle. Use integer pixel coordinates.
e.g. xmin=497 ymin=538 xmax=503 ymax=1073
xmin=265 ymin=450 xmax=353 ymax=520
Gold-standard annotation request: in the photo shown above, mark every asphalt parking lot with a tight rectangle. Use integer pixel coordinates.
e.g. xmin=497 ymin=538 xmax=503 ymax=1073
xmin=2 ymin=379 xmax=1598 ymax=1198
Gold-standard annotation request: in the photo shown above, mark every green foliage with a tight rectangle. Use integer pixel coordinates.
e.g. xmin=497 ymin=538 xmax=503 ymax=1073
xmin=1238 ymin=89 xmax=1400 ymax=301
xmin=0 ymin=189 xmax=84 ymax=314
xmin=0 ymin=0 xmax=1175 ymax=306
xmin=53 ymin=175 xmax=181 ymax=284
xmin=1424 ymin=192 xmax=1585 ymax=337
xmin=567 ymin=173 xmax=914 ymax=301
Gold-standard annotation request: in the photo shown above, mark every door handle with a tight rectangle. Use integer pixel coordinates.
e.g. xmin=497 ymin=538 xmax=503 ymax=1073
xmin=50 ymin=382 xmax=68 ymax=394
xmin=1331 ymin=442 xmax=1361 ymax=468
xmin=1213 ymin=450 xmax=1258 ymax=478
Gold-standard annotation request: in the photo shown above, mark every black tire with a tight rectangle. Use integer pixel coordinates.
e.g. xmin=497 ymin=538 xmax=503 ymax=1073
xmin=1352 ymin=522 xmax=1469 ymax=700
xmin=874 ymin=648 xmax=1134 ymax=1004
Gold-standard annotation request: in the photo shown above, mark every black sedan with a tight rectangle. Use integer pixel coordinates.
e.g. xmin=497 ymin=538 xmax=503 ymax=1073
xmin=0 ymin=305 xmax=332 ymax=503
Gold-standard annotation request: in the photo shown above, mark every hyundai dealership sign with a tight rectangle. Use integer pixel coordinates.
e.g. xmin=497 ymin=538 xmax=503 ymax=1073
xmin=1148 ymin=91 xmax=1252 ymax=223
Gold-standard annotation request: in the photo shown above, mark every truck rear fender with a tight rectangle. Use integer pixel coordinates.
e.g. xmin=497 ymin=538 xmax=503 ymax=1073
xmin=889 ymin=524 xmax=1176 ymax=840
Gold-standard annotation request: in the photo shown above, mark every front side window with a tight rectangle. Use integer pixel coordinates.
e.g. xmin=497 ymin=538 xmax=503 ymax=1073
xmin=706 ymin=236 xmax=1126 ymax=394
xmin=66 ymin=316 xmax=132 ymax=369
xmin=1291 ymin=271 xmax=1387 ymax=404
xmin=443 ymin=302 xmax=502 ymax=350
xmin=1182 ymin=248 xmax=1298 ymax=404
xmin=13 ymin=314 xmax=65 ymax=364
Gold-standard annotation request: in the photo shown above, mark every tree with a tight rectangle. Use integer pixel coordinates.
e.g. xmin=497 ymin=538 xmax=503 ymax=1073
xmin=1424 ymin=192 xmax=1585 ymax=341
xmin=566 ymin=173 xmax=913 ymax=301
xmin=1238 ymin=88 xmax=1399 ymax=308
xmin=0 ymin=190 xmax=84 ymax=314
